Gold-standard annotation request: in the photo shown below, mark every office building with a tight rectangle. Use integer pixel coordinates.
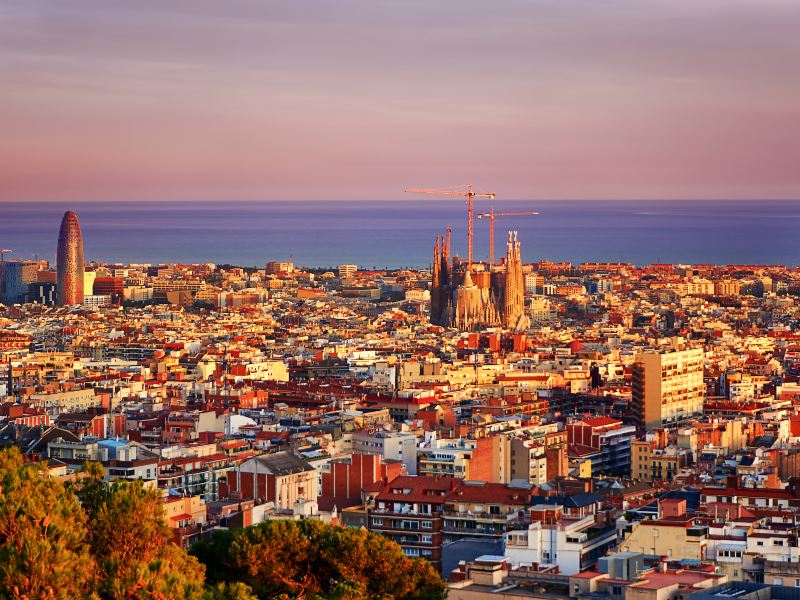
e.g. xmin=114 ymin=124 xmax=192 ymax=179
xmin=93 ymin=277 xmax=124 ymax=304
xmin=0 ymin=260 xmax=37 ymax=304
xmin=56 ymin=210 xmax=85 ymax=306
xmin=27 ymin=282 xmax=57 ymax=306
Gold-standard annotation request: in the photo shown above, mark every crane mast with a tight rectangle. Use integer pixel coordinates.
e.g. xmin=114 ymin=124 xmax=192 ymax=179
xmin=405 ymin=184 xmax=495 ymax=265
xmin=477 ymin=209 xmax=539 ymax=265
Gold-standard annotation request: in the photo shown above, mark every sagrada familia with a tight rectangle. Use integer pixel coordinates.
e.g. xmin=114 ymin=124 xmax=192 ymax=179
xmin=430 ymin=229 xmax=529 ymax=331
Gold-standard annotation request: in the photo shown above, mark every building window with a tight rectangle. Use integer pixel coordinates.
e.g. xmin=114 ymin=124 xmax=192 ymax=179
xmin=373 ymin=518 xmax=382 ymax=526
xmin=422 ymin=521 xmax=432 ymax=529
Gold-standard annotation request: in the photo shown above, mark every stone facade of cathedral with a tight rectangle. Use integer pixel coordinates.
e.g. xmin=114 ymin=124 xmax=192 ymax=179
xmin=430 ymin=230 xmax=529 ymax=332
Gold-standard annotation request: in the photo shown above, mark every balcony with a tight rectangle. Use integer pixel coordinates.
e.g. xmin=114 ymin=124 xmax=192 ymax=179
xmin=418 ymin=455 xmax=458 ymax=463
xmin=442 ymin=510 xmax=506 ymax=521
xmin=444 ymin=523 xmax=504 ymax=537
xmin=567 ymin=524 xmax=616 ymax=547
xmin=372 ymin=523 xmax=429 ymax=533
xmin=765 ymin=560 xmax=800 ymax=574
xmin=371 ymin=507 xmax=434 ymax=517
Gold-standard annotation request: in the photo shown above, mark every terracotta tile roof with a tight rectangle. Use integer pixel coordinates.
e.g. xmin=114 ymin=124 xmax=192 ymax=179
xmin=376 ymin=475 xmax=457 ymax=504
xmin=701 ymin=486 xmax=794 ymax=499
xmin=448 ymin=482 xmax=531 ymax=505
xmin=580 ymin=416 xmax=622 ymax=427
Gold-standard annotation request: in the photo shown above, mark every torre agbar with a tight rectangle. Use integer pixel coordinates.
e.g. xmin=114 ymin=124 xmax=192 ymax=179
xmin=56 ymin=210 xmax=85 ymax=306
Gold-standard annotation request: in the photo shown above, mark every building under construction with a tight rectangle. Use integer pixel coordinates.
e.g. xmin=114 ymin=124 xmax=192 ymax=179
xmin=430 ymin=230 xmax=528 ymax=331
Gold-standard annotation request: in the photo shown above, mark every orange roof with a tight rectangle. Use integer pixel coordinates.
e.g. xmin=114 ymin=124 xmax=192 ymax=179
xmin=450 ymin=482 xmax=531 ymax=505
xmin=631 ymin=571 xmax=719 ymax=590
xmin=376 ymin=475 xmax=457 ymax=504
xmin=580 ymin=416 xmax=622 ymax=428
xmin=170 ymin=513 xmax=193 ymax=521
xmin=572 ymin=570 xmax=602 ymax=579
xmin=568 ymin=443 xmax=601 ymax=457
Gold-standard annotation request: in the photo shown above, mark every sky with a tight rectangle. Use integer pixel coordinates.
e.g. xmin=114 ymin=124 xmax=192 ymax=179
xmin=1 ymin=0 xmax=799 ymax=202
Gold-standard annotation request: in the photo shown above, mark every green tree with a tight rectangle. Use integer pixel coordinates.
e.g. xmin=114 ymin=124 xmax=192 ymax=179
xmin=89 ymin=480 xmax=206 ymax=599
xmin=192 ymin=519 xmax=446 ymax=600
xmin=71 ymin=460 xmax=110 ymax=522
xmin=191 ymin=529 xmax=235 ymax=586
xmin=0 ymin=447 xmax=97 ymax=599
xmin=202 ymin=582 xmax=258 ymax=600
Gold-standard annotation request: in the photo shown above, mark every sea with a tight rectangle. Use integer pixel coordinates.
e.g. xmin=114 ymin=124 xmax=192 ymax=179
xmin=0 ymin=200 xmax=798 ymax=269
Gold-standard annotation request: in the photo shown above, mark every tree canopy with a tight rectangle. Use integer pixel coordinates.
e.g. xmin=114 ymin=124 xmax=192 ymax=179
xmin=0 ymin=448 xmax=448 ymax=600
xmin=0 ymin=448 xmax=96 ymax=599
xmin=193 ymin=518 xmax=447 ymax=600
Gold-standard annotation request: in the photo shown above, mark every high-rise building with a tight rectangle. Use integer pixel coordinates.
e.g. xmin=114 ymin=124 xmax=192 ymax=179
xmin=631 ymin=348 xmax=705 ymax=431
xmin=0 ymin=260 xmax=37 ymax=304
xmin=56 ymin=210 xmax=85 ymax=306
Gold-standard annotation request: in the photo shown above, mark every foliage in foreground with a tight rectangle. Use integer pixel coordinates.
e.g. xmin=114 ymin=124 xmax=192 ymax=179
xmin=193 ymin=518 xmax=446 ymax=600
xmin=0 ymin=448 xmax=447 ymax=599
xmin=0 ymin=447 xmax=96 ymax=598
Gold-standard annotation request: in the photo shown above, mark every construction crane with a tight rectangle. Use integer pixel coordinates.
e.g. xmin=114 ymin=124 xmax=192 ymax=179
xmin=0 ymin=249 xmax=11 ymax=263
xmin=477 ymin=209 xmax=539 ymax=265
xmin=405 ymin=184 xmax=496 ymax=265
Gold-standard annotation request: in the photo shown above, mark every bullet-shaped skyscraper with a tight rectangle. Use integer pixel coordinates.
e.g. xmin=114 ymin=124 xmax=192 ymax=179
xmin=56 ymin=210 xmax=85 ymax=306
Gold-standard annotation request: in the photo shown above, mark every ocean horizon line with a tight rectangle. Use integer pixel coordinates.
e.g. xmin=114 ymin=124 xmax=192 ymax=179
xmin=2 ymin=197 xmax=800 ymax=204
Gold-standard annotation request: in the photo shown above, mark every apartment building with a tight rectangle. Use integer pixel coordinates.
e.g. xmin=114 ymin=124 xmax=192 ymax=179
xmin=631 ymin=348 xmax=705 ymax=431
xmin=505 ymin=496 xmax=617 ymax=575
xmin=567 ymin=416 xmax=636 ymax=476
xmin=368 ymin=475 xmax=457 ymax=571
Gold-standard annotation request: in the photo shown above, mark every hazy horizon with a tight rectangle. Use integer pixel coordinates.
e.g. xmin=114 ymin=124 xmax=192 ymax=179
xmin=2 ymin=0 xmax=799 ymax=202
xmin=4 ymin=199 xmax=800 ymax=268
xmin=3 ymin=197 xmax=800 ymax=204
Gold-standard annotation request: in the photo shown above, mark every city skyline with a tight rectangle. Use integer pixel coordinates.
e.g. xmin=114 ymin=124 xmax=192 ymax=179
xmin=2 ymin=0 xmax=799 ymax=203
xmin=6 ymin=3 xmax=800 ymax=599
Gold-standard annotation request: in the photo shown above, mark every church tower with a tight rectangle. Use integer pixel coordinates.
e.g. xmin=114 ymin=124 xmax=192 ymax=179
xmin=503 ymin=231 xmax=525 ymax=330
